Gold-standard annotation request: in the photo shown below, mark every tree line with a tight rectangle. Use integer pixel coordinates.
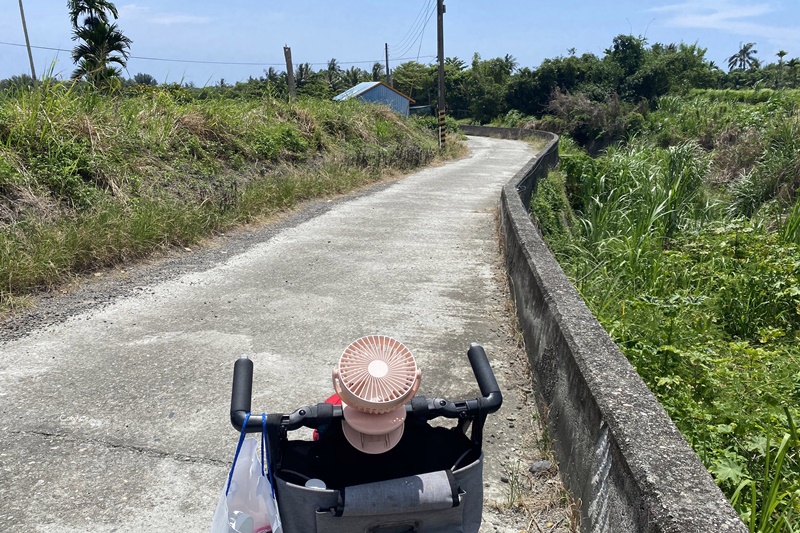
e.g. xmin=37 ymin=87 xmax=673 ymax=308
xmin=3 ymin=2 xmax=799 ymax=132
xmin=207 ymin=36 xmax=799 ymax=126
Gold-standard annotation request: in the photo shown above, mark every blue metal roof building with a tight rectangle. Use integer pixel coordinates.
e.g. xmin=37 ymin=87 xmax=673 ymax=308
xmin=333 ymin=82 xmax=414 ymax=117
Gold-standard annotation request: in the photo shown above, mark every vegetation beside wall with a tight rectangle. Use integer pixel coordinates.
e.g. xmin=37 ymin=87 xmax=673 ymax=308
xmin=532 ymin=93 xmax=800 ymax=531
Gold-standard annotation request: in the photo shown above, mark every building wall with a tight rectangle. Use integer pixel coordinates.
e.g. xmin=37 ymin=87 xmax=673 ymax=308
xmin=359 ymin=85 xmax=410 ymax=116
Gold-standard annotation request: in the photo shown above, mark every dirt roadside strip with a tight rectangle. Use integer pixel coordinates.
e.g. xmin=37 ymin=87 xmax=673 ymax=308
xmin=0 ymin=136 xmax=573 ymax=532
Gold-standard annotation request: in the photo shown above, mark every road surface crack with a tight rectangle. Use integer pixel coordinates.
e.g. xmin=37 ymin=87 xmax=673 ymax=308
xmin=8 ymin=428 xmax=229 ymax=467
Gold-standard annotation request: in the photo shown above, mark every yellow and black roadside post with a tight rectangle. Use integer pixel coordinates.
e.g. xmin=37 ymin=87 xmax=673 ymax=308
xmin=438 ymin=108 xmax=446 ymax=149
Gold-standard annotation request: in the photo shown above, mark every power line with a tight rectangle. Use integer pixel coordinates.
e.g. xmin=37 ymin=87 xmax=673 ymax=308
xmin=391 ymin=3 xmax=437 ymax=101
xmin=416 ymin=4 xmax=437 ymax=62
xmin=389 ymin=0 xmax=430 ymax=50
xmin=0 ymin=40 xmax=275 ymax=65
xmin=391 ymin=0 xmax=436 ymax=60
xmin=389 ymin=0 xmax=433 ymax=52
xmin=0 ymin=40 xmax=434 ymax=69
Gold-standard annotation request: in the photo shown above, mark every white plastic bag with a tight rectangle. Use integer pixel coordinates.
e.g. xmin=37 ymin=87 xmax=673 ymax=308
xmin=211 ymin=415 xmax=282 ymax=533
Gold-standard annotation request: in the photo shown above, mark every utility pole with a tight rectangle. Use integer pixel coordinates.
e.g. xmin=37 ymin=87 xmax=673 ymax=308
xmin=18 ymin=0 xmax=36 ymax=79
xmin=283 ymin=45 xmax=296 ymax=101
xmin=436 ymin=0 xmax=446 ymax=148
xmin=385 ymin=43 xmax=391 ymax=86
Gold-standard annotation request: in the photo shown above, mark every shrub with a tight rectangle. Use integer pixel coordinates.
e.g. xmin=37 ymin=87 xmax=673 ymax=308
xmin=536 ymin=106 xmax=800 ymax=525
xmin=0 ymin=84 xmax=447 ymax=305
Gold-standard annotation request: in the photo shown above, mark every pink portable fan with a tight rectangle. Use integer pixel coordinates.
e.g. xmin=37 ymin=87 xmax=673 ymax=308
xmin=332 ymin=336 xmax=421 ymax=454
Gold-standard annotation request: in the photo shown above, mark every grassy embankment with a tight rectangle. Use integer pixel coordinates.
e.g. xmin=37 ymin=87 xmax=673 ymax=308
xmin=0 ymin=82 xmax=461 ymax=312
xmin=532 ymin=89 xmax=800 ymax=530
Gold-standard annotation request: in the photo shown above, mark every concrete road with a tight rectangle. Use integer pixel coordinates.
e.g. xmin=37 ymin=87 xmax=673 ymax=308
xmin=0 ymin=136 xmax=548 ymax=532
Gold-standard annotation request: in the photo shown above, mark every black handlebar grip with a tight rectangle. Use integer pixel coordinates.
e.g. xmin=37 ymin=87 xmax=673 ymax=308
xmin=467 ymin=343 xmax=502 ymax=413
xmin=230 ymin=355 xmax=253 ymax=429
xmin=467 ymin=343 xmax=500 ymax=396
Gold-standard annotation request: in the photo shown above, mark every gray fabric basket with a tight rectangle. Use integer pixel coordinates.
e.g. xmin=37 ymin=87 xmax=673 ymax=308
xmin=275 ymin=453 xmax=483 ymax=533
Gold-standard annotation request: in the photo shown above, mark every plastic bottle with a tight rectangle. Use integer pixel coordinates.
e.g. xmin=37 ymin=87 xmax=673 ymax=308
xmin=228 ymin=511 xmax=254 ymax=533
xmin=226 ymin=439 xmax=274 ymax=533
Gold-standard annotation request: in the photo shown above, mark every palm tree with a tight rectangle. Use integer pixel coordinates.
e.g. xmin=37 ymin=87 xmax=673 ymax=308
xmin=776 ymin=50 xmax=788 ymax=87
xmin=371 ymin=62 xmax=385 ymax=82
xmin=727 ymin=42 xmax=758 ymax=72
xmin=71 ymin=19 xmax=131 ymax=85
xmin=67 ymin=0 xmax=118 ymax=28
xmin=294 ymin=63 xmax=313 ymax=89
xmin=787 ymin=58 xmax=800 ymax=88
xmin=502 ymin=54 xmax=518 ymax=73
xmin=343 ymin=66 xmax=365 ymax=88
xmin=261 ymin=66 xmax=285 ymax=96
xmin=444 ymin=57 xmax=467 ymax=71
xmin=323 ymin=58 xmax=342 ymax=92
xmin=265 ymin=67 xmax=281 ymax=85
xmin=69 ymin=0 xmax=130 ymax=87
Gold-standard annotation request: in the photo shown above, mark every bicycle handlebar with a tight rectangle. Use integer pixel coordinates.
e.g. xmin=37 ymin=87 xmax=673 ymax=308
xmin=230 ymin=343 xmax=503 ymax=433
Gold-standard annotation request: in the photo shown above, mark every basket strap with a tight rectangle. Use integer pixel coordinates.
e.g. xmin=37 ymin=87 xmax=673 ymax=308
xmin=225 ymin=411 xmax=251 ymax=496
xmin=261 ymin=413 xmax=277 ymax=498
xmin=265 ymin=413 xmax=283 ymax=478
xmin=470 ymin=402 xmax=486 ymax=452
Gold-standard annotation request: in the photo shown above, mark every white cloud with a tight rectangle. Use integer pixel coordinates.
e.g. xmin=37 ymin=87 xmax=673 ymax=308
xmin=118 ymin=4 xmax=151 ymax=18
xmin=650 ymin=1 xmax=774 ymax=18
xmin=150 ymin=15 xmax=212 ymax=26
xmin=119 ymin=5 xmax=210 ymax=26
xmin=649 ymin=1 xmax=798 ymax=42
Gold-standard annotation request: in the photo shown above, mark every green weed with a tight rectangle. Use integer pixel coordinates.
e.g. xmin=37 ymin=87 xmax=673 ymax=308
xmin=537 ymin=96 xmax=800 ymax=527
xmin=731 ymin=432 xmax=800 ymax=532
xmin=0 ymin=82 xmax=447 ymax=307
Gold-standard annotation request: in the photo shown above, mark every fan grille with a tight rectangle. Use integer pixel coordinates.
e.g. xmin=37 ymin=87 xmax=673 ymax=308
xmin=335 ymin=335 xmax=420 ymax=412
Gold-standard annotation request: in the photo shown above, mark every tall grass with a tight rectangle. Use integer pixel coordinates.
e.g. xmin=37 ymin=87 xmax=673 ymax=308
xmin=538 ymin=127 xmax=800 ymax=530
xmin=0 ymin=82 xmax=455 ymax=307
xmin=557 ymin=139 xmax=710 ymax=311
xmin=731 ymin=118 xmax=800 ymax=217
xmin=782 ymin=198 xmax=800 ymax=245
xmin=732 ymin=430 xmax=800 ymax=532
xmin=646 ymin=91 xmax=800 ymax=237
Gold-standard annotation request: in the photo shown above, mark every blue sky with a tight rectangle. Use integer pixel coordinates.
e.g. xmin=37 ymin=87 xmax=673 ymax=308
xmin=2 ymin=1 xmax=800 ymax=85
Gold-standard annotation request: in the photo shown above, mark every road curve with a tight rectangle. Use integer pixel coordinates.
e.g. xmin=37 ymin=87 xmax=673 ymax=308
xmin=0 ymin=136 xmax=546 ymax=532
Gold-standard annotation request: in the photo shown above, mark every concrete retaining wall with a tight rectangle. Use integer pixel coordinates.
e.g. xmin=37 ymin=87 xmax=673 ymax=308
xmin=463 ymin=125 xmax=746 ymax=532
